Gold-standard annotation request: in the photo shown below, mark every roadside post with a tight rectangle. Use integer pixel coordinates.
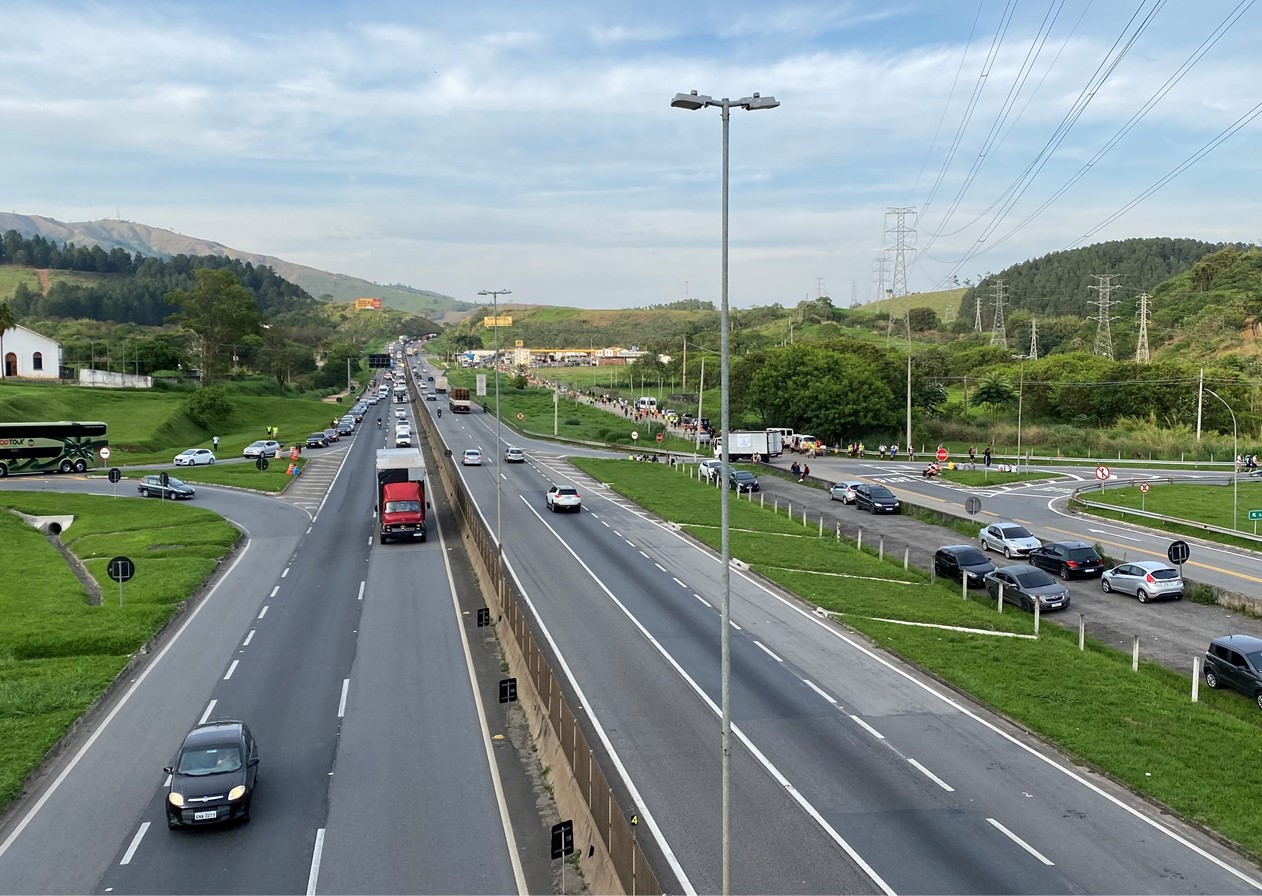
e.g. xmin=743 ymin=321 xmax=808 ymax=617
xmin=107 ymin=555 xmax=134 ymax=608
xmin=1250 ymin=509 xmax=1262 ymax=536
xmin=108 ymin=467 xmax=121 ymax=497
xmin=1167 ymin=540 xmax=1190 ymax=582
xmin=1139 ymin=481 xmax=1150 ymax=511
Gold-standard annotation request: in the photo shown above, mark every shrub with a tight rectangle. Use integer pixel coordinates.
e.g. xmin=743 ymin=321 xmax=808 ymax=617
xmin=184 ymin=385 xmax=233 ymax=428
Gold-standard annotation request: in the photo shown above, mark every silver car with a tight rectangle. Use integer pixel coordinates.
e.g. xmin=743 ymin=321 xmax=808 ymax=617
xmin=979 ymin=521 xmax=1041 ymax=559
xmin=1101 ymin=561 xmax=1184 ymax=602
xmin=829 ymin=481 xmax=862 ymax=503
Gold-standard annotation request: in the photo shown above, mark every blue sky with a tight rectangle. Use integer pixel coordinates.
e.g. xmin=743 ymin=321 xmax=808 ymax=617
xmin=2 ymin=1 xmax=1259 ymax=309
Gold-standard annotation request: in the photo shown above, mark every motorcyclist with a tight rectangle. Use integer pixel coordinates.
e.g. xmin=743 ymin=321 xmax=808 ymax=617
xmin=437 ymin=408 xmax=443 ymax=418
xmin=377 ymin=417 xmax=382 ymax=429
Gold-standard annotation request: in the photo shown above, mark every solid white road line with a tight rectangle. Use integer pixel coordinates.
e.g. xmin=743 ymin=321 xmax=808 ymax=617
xmin=802 ymin=679 xmax=836 ymax=704
xmin=849 ymin=715 xmax=885 ymax=740
xmin=243 ymin=629 xmax=255 ymax=647
xmin=337 ymin=679 xmax=349 ymax=718
xmin=753 ymin=641 xmax=783 ymax=663
xmin=119 ymin=822 xmax=149 ymax=865
xmin=199 ymin=700 xmax=217 ymax=725
xmin=907 ymin=758 xmax=954 ymax=792
xmin=306 ymin=828 xmax=326 ymax=896
xmin=987 ymin=817 xmax=1054 ymax=865
xmin=223 ymin=660 xmax=239 ymax=681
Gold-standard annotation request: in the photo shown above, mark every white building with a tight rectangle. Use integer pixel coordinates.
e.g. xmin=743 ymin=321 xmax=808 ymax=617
xmin=1 ymin=324 xmax=62 ymax=380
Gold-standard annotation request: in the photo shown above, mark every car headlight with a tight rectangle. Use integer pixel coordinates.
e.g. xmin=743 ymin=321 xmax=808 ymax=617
xmin=228 ymin=785 xmax=246 ymax=801
xmin=168 ymin=792 xmax=184 ymax=807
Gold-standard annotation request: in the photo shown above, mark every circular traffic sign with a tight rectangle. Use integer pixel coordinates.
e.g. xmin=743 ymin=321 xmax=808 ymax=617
xmin=964 ymin=495 xmax=982 ymax=515
xmin=656 ymin=432 xmax=664 ymax=444
xmin=631 ymin=431 xmax=639 ymax=441
xmin=1095 ymin=465 xmax=1111 ymax=481
xmin=1139 ymin=482 xmax=1150 ymax=494
xmin=99 ymin=446 xmax=111 ymax=460
xmin=107 ymin=556 xmax=135 ymax=583
xmin=936 ymin=446 xmax=949 ymax=462
xmin=516 ymin=412 xmax=525 ymax=420
xmin=107 ymin=467 xmax=122 ymax=484
xmin=256 ymin=456 xmax=269 ymax=471
xmin=1167 ymin=540 xmax=1191 ymax=565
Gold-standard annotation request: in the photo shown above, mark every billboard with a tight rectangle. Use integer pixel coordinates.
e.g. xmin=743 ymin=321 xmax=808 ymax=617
xmin=355 ymin=297 xmax=383 ymax=310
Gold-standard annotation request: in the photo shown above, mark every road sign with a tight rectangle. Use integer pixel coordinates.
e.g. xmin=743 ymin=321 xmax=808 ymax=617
xmin=936 ymin=446 xmax=949 ymax=462
xmin=1095 ymin=465 xmax=1110 ymax=481
xmin=1167 ymin=540 xmax=1191 ymax=565
xmin=256 ymin=456 xmax=269 ymax=471
xmin=550 ymin=820 xmax=574 ymax=860
xmin=631 ymin=431 xmax=639 ymax=441
xmin=107 ymin=556 xmax=135 ymax=583
xmin=1139 ymin=482 xmax=1150 ymax=494
xmin=516 ymin=412 xmax=525 ymax=420
xmin=1249 ymin=510 xmax=1262 ymax=521
xmin=107 ymin=467 xmax=122 ymax=484
xmin=99 ymin=446 xmax=111 ymax=460
xmin=964 ymin=496 xmax=982 ymax=515
xmin=656 ymin=432 xmax=664 ymax=444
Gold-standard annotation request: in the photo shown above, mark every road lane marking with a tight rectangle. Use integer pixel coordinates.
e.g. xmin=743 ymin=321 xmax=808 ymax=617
xmin=907 ymin=758 xmax=954 ymax=792
xmin=337 ymin=678 xmax=349 ymax=718
xmin=672 ymin=577 xmax=687 ymax=588
xmin=753 ymin=640 xmax=783 ymax=662
xmin=119 ymin=822 xmax=149 ymax=865
xmin=282 ymin=567 xmax=289 ymax=578
xmin=243 ymin=629 xmax=255 ymax=646
xmin=802 ymin=679 xmax=836 ymax=704
xmin=639 ymin=550 xmax=650 ymax=560
xmin=694 ymin=594 xmax=711 ymax=607
xmin=357 ymin=581 xmax=365 ymax=602
xmin=258 ymin=606 xmax=268 ymax=619
xmin=224 ymin=660 xmax=239 ymax=680
xmin=654 ymin=562 xmax=666 ymax=573
xmin=987 ymin=817 xmax=1054 ymax=865
xmin=849 ymin=715 xmax=885 ymax=740
xmin=729 ymin=620 xmax=742 ymax=631
xmin=199 ymin=700 xmax=217 ymax=724
xmin=270 ymin=586 xmax=279 ymax=598
xmin=306 ymin=828 xmax=325 ymax=896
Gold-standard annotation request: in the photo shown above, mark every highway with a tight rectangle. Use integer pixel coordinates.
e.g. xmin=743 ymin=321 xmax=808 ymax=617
xmin=420 ymin=373 xmax=1262 ymax=895
xmin=0 ymin=406 xmax=538 ymax=894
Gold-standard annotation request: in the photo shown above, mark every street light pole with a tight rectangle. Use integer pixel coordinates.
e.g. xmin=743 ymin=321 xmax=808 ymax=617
xmin=1203 ymin=386 xmax=1239 ymax=529
xmin=478 ymin=289 xmax=511 ymax=565
xmin=672 ymin=87 xmax=778 ymax=896
xmin=1013 ymin=354 xmax=1027 ymax=472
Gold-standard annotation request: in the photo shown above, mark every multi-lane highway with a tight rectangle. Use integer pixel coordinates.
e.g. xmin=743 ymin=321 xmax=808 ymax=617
xmin=0 ymin=404 xmax=541 ymax=894
xmin=419 ymin=366 xmax=1262 ymax=895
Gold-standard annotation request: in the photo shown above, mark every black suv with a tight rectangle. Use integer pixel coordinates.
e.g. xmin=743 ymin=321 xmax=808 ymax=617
xmin=1027 ymin=541 xmax=1104 ymax=579
xmin=933 ymin=545 xmax=995 ymax=587
xmin=1204 ymin=634 xmax=1262 ymax=710
xmin=165 ymin=720 xmax=259 ymax=827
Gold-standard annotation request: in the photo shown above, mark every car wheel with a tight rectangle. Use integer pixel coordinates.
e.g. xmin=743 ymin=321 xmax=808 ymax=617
xmin=1021 ymin=596 xmax=1032 ymax=612
xmin=1255 ymin=692 xmax=1262 ymax=712
xmin=1101 ymin=578 xmax=1113 ymax=593
xmin=1175 ymin=593 xmax=1183 ymax=600
xmin=167 ymin=817 xmax=180 ymax=830
xmin=1059 ymin=565 xmax=1071 ymax=581
xmin=869 ymin=504 xmax=876 ymax=514
xmin=1205 ymin=670 xmax=1220 ymax=689
xmin=980 ymin=540 xmax=989 ymax=552
xmin=1137 ymin=589 xmax=1149 ymax=604
xmin=1004 ymin=546 xmax=1013 ymax=559
xmin=0 ymin=464 xmax=7 ymax=477
xmin=209 ymin=458 xmax=215 ymax=464
xmin=139 ymin=488 xmax=149 ymax=497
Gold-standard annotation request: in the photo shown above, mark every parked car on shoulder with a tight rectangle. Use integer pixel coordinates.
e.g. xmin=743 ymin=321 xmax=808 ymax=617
xmin=1027 ymin=541 xmax=1104 ymax=579
xmin=1204 ymin=634 xmax=1262 ymax=710
xmin=984 ymin=565 xmax=1070 ymax=613
xmin=138 ymin=474 xmax=195 ymax=500
xmin=979 ymin=521 xmax=1041 ymax=558
xmin=1101 ymin=560 xmax=1184 ymax=602
xmin=545 ymin=484 xmax=582 ymax=512
xmin=729 ymin=470 xmax=761 ymax=493
xmin=699 ymin=459 xmax=724 ymax=482
xmin=306 ymin=432 xmax=329 ymax=449
xmin=853 ymin=483 xmax=901 ymax=514
xmin=243 ymin=440 xmax=281 ymax=459
xmin=174 ymin=448 xmax=216 ymax=466
xmin=323 ymin=428 xmax=340 ymax=443
xmin=933 ymin=545 xmax=995 ymax=586
xmin=828 ymin=481 xmax=862 ymax=503
xmin=165 ymin=719 xmax=259 ymax=828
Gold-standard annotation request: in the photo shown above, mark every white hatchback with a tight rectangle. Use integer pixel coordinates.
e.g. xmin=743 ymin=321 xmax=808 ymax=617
xmin=174 ymin=448 xmax=216 ymax=466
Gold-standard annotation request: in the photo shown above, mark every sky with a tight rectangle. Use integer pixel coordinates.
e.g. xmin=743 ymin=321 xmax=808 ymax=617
xmin=2 ymin=1 xmax=1260 ymax=310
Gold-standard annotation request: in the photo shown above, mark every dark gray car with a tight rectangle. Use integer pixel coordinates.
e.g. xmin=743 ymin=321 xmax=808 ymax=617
xmin=984 ymin=565 xmax=1071 ymax=612
xmin=1205 ymin=634 xmax=1262 ymax=710
xmin=934 ymin=545 xmax=996 ymax=586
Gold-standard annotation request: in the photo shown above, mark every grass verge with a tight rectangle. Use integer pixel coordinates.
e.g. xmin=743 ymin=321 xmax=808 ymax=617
xmin=0 ymin=492 xmax=238 ymax=807
xmin=572 ymin=457 xmax=1262 ymax=859
xmin=118 ymin=462 xmax=305 ymax=494
xmin=1076 ymin=482 xmax=1262 ymax=553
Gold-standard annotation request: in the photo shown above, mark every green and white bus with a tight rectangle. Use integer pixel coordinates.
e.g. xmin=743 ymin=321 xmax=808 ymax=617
xmin=0 ymin=421 xmax=109 ymax=476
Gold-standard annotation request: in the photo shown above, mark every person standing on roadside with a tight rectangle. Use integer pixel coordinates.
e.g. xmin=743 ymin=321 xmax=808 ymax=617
xmin=212 ymin=435 xmax=220 ymax=452
xmin=968 ymin=445 xmax=977 ymax=468
xmin=984 ymin=446 xmax=992 ymax=468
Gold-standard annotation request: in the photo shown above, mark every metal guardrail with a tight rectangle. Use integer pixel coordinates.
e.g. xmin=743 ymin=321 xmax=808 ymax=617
xmin=1070 ymin=478 xmax=1262 ymax=546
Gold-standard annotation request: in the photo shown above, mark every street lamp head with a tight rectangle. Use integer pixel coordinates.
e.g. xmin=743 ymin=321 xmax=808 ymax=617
xmin=741 ymin=92 xmax=779 ymax=111
xmin=477 ymin=289 xmax=511 ymax=297
xmin=671 ymin=90 xmax=711 ymax=110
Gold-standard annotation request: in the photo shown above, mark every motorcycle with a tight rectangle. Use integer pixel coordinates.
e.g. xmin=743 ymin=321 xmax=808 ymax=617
xmin=376 ymin=418 xmax=382 ymax=429
xmin=437 ymin=409 xmax=443 ymax=418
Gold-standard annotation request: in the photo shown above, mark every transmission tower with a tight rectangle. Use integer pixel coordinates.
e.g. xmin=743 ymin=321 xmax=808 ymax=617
xmin=989 ymin=280 xmax=1008 ymax=349
xmin=884 ymin=207 xmax=916 ymax=298
xmin=1088 ymin=274 xmax=1119 ymax=359
xmin=1135 ymin=292 xmax=1151 ymax=363
xmin=1028 ymin=318 xmax=1039 ymax=360
xmin=974 ymin=294 xmax=983 ymax=332
xmin=850 ymin=281 xmax=860 ymax=309
xmin=815 ymin=277 xmax=826 ymax=299
xmin=870 ymin=255 xmax=889 ymax=303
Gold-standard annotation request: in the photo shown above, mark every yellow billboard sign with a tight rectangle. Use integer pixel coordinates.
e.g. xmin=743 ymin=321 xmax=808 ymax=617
xmin=483 ymin=316 xmax=512 ymax=327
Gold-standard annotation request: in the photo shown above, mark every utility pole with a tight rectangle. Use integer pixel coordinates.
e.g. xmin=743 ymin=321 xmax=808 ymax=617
xmin=1135 ymin=292 xmax=1151 ymax=363
xmin=1089 ymin=274 xmax=1118 ymax=359
xmin=989 ymin=280 xmax=1008 ymax=349
xmin=682 ymin=337 xmax=687 ymax=393
xmin=885 ymin=207 xmax=916 ymax=298
xmin=1028 ymin=318 xmax=1039 ymax=361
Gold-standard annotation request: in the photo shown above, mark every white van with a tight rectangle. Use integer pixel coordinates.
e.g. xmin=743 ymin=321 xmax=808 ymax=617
xmin=636 ymin=397 xmax=657 ymax=412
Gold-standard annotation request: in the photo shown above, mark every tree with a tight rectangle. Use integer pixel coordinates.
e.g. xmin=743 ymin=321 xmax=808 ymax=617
xmin=165 ymin=269 xmax=261 ymax=385
xmin=0 ymin=301 xmax=14 ymax=377
xmin=973 ymin=372 xmax=1016 ymax=419
xmin=907 ymin=307 xmax=939 ymax=331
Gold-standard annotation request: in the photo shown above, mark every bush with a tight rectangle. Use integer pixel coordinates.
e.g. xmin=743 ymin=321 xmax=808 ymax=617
xmin=184 ymin=385 xmax=233 ymax=428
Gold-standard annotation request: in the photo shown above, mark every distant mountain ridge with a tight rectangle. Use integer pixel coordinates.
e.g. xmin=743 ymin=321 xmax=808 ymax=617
xmin=0 ymin=212 xmax=471 ymax=320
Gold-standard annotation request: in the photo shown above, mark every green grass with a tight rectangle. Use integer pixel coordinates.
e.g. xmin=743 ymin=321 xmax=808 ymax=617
xmin=938 ymin=468 xmax=1061 ymax=487
xmin=0 ymin=492 xmax=238 ymax=806
xmin=0 ymin=266 xmax=103 ymax=301
xmin=121 ymin=462 xmax=306 ymax=493
xmin=571 ymin=457 xmax=1262 ymax=858
xmin=1077 ymin=481 xmax=1262 ymax=552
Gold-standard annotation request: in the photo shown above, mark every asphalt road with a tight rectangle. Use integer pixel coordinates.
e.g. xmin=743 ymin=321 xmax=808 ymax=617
xmin=0 ymin=411 xmax=534 ymax=894
xmin=421 ymin=389 xmax=1262 ymax=895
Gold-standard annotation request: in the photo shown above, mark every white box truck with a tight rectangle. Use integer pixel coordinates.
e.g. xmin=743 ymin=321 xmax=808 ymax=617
xmin=713 ymin=430 xmax=782 ymax=461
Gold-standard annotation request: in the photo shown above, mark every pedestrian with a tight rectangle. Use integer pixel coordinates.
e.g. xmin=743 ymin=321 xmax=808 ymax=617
xmin=878 ymin=443 xmax=887 ymax=460
xmin=1236 ymin=454 xmax=1243 ymax=473
xmin=802 ymin=464 xmax=811 ymax=482
xmin=212 ymin=435 xmax=220 ymax=452
xmin=984 ymin=446 xmax=992 ymax=468
xmin=890 ymin=444 xmax=898 ymax=461
xmin=968 ymin=445 xmax=977 ymax=468
xmin=790 ymin=461 xmax=801 ymax=477
xmin=907 ymin=444 xmax=915 ymax=462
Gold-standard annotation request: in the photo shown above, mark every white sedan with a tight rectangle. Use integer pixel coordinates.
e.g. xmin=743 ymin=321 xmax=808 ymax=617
xmin=174 ymin=448 xmax=216 ymax=466
xmin=462 ymin=449 xmax=483 ymax=466
xmin=243 ymin=440 xmax=281 ymax=459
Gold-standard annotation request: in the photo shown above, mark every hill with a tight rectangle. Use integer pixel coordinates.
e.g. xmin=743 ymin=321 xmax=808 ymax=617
xmin=0 ymin=213 xmax=471 ymax=320
xmin=860 ymin=288 xmax=968 ymax=322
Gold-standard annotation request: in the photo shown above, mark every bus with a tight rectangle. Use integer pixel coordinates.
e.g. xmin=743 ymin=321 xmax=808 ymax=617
xmin=0 ymin=421 xmax=109 ymax=476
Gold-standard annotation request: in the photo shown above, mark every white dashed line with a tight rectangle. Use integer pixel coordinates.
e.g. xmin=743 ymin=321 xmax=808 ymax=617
xmin=242 ymin=629 xmax=255 ymax=647
xmin=849 ymin=714 xmax=885 ymax=740
xmin=198 ymin=700 xmax=217 ymax=724
xmin=694 ymin=594 xmax=711 ymax=607
xmin=639 ymin=550 xmax=650 ymax=560
xmin=281 ymin=567 xmax=289 ymax=578
xmin=625 ymin=541 xmax=636 ymax=548
xmin=257 ymin=606 xmax=268 ymax=619
xmin=337 ymin=678 xmax=350 ymax=718
xmin=802 ymin=679 xmax=836 ymax=704
xmin=753 ymin=641 xmax=783 ymax=662
xmin=119 ymin=822 xmax=149 ymax=865
xmin=987 ymin=818 xmax=1054 ymax=865
xmin=223 ymin=660 xmax=239 ymax=680
xmin=654 ymin=562 xmax=666 ymax=573
xmin=357 ymin=581 xmax=365 ymax=601
xmin=672 ymin=577 xmax=687 ymax=588
xmin=729 ymin=620 xmax=742 ymax=631
xmin=270 ymin=586 xmax=279 ymax=598
xmin=907 ymin=758 xmax=954 ymax=792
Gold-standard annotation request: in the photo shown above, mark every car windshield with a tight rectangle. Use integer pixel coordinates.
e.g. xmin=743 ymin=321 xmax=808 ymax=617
xmin=1150 ymin=568 xmax=1180 ymax=580
xmin=309 ymin=433 xmax=324 ymax=439
xmin=176 ymin=744 xmax=242 ymax=776
xmin=167 ymin=477 xmax=186 ymax=488
xmin=1014 ymin=569 xmax=1055 ymax=588
xmin=734 ymin=472 xmax=755 ymax=481
xmin=1000 ymin=525 xmax=1032 ymax=539
xmin=870 ymin=487 xmax=893 ymax=498
xmin=384 ymin=500 xmax=421 ymax=513
xmin=1067 ymin=547 xmax=1098 ymax=560
xmin=955 ymin=549 xmax=988 ymax=565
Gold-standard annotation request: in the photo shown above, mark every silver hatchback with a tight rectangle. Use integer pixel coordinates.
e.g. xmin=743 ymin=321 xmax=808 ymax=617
xmin=1101 ymin=561 xmax=1184 ymax=602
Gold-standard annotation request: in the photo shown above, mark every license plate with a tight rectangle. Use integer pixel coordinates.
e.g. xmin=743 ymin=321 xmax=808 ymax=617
xmin=193 ymin=810 xmax=218 ymax=821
